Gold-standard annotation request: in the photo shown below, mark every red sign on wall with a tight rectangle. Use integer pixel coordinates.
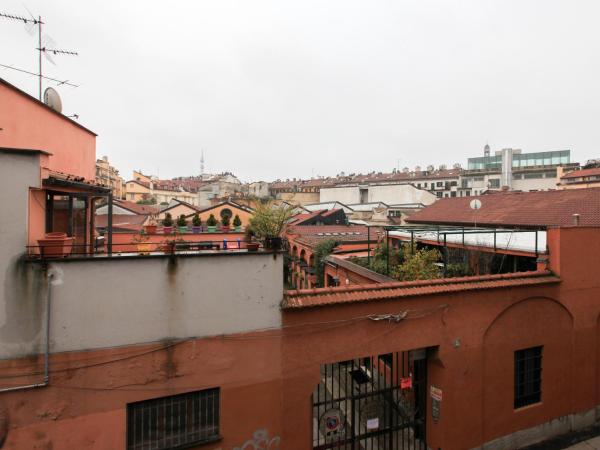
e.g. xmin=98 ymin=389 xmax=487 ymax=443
xmin=400 ymin=377 xmax=412 ymax=389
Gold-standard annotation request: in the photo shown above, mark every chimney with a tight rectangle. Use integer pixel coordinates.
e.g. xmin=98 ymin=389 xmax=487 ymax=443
xmin=573 ymin=214 xmax=580 ymax=226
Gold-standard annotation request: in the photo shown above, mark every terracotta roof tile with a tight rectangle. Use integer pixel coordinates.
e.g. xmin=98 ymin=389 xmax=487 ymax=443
xmin=407 ymin=188 xmax=600 ymax=228
xmin=283 ymin=271 xmax=559 ymax=309
xmin=561 ymin=167 xmax=600 ymax=179
xmin=114 ymin=200 xmax=158 ymax=215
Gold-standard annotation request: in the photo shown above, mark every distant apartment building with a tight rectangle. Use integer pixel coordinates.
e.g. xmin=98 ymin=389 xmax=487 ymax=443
xmin=558 ymin=159 xmax=600 ymax=190
xmin=460 ymin=145 xmax=577 ymax=195
xmin=320 ymin=181 xmax=437 ymax=206
xmin=125 ymin=170 xmax=199 ymax=205
xmin=95 ymin=155 xmax=125 ymax=199
xmin=245 ymin=180 xmax=270 ymax=198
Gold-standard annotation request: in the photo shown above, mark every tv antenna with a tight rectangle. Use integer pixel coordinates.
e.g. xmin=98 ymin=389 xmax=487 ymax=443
xmin=0 ymin=10 xmax=78 ymax=100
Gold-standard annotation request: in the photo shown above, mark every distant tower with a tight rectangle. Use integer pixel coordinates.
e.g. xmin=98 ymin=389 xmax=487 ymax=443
xmin=200 ymin=149 xmax=205 ymax=176
xmin=484 ymin=143 xmax=490 ymax=157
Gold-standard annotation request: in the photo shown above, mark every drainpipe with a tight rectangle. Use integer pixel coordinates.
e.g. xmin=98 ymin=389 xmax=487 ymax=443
xmin=0 ymin=272 xmax=52 ymax=393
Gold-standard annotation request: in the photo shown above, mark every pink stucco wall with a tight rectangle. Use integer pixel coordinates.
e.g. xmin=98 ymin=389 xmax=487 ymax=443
xmin=0 ymin=82 xmax=96 ymax=180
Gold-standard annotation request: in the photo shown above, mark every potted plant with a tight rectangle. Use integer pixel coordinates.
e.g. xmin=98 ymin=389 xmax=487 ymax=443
xmin=221 ymin=215 xmax=230 ymax=232
xmin=244 ymin=228 xmax=259 ymax=252
xmin=192 ymin=213 xmax=202 ymax=233
xmin=233 ymin=214 xmax=242 ymax=232
xmin=144 ymin=213 xmax=158 ymax=234
xmin=206 ymin=214 xmax=218 ymax=232
xmin=132 ymin=230 xmax=151 ymax=255
xmin=248 ymin=201 xmax=295 ymax=250
xmin=37 ymin=232 xmax=74 ymax=258
xmin=162 ymin=213 xmax=174 ymax=234
xmin=177 ymin=214 xmax=188 ymax=233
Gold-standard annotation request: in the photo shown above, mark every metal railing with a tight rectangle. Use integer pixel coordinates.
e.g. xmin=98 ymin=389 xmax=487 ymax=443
xmin=26 ymin=238 xmax=264 ymax=260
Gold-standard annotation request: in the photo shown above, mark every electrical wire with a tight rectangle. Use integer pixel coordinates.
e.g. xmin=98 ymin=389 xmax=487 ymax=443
xmin=16 ymin=319 xmax=415 ymax=392
xmin=0 ymin=63 xmax=78 ymax=87
xmin=0 ymin=304 xmax=449 ymax=381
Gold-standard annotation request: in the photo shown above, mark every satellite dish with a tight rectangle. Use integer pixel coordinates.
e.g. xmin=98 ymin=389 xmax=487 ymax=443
xmin=43 ymin=87 xmax=62 ymax=113
xmin=470 ymin=199 xmax=482 ymax=210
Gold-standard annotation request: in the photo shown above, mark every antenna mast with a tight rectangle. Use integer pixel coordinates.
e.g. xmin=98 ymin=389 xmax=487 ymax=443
xmin=0 ymin=10 xmax=77 ymax=100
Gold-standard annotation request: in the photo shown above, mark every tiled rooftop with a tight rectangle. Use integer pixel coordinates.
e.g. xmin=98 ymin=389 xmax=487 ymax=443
xmin=287 ymin=225 xmax=377 ymax=246
xmin=114 ymin=200 xmax=158 ymax=215
xmin=283 ymin=271 xmax=560 ymax=309
xmin=561 ymin=167 xmax=600 ymax=179
xmin=407 ymin=188 xmax=600 ymax=228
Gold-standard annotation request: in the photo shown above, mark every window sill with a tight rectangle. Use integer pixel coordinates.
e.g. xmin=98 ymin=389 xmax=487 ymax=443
xmin=514 ymin=401 xmax=542 ymax=412
xmin=159 ymin=435 xmax=222 ymax=450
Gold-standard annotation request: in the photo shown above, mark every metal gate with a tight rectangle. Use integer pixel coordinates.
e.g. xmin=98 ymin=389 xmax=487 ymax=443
xmin=312 ymin=351 xmax=427 ymax=450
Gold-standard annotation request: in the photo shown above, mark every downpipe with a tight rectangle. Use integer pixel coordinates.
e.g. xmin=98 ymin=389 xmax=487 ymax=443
xmin=0 ymin=271 xmax=53 ymax=393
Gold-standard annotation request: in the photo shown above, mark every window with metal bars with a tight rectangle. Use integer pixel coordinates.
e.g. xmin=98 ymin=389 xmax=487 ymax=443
xmin=126 ymin=388 xmax=220 ymax=450
xmin=514 ymin=346 xmax=542 ymax=409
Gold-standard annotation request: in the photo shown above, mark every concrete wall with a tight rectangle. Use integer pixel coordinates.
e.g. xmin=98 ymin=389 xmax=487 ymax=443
xmin=0 ymin=253 xmax=282 ymax=358
xmin=320 ymin=183 xmax=436 ymax=205
xmin=513 ymin=176 xmax=558 ymax=191
xmin=0 ymin=152 xmax=45 ymax=359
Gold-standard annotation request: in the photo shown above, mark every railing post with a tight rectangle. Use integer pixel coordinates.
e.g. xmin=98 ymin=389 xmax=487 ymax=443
xmin=367 ymin=226 xmax=371 ymax=266
xmin=107 ymin=193 xmax=113 ymax=255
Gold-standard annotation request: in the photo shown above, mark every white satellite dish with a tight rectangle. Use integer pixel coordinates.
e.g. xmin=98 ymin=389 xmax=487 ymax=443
xmin=43 ymin=87 xmax=62 ymax=113
xmin=470 ymin=199 xmax=482 ymax=210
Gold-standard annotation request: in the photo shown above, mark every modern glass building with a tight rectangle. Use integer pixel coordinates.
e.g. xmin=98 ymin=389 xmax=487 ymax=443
xmin=468 ymin=150 xmax=570 ymax=171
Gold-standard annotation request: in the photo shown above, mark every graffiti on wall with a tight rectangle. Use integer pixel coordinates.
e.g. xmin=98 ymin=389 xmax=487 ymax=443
xmin=233 ymin=429 xmax=281 ymax=450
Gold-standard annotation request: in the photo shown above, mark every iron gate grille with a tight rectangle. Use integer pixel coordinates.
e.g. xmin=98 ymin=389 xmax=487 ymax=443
xmin=312 ymin=351 xmax=427 ymax=450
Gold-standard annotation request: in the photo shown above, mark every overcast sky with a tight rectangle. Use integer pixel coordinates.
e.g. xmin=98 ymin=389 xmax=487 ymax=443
xmin=1 ymin=1 xmax=599 ymax=182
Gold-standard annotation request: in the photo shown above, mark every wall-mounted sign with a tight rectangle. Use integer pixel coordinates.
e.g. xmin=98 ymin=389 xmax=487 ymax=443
xmin=400 ymin=377 xmax=412 ymax=390
xmin=319 ymin=408 xmax=345 ymax=443
xmin=430 ymin=385 xmax=443 ymax=402
xmin=361 ymin=399 xmax=384 ymax=427
xmin=366 ymin=418 xmax=379 ymax=430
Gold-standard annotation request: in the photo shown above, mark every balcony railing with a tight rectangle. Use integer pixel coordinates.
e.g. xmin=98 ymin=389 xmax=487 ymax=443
xmin=26 ymin=238 xmax=266 ymax=260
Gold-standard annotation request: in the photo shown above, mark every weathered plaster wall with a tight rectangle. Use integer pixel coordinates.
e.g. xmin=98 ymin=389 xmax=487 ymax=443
xmin=0 ymin=152 xmax=46 ymax=359
xmin=44 ymin=253 xmax=283 ymax=353
xmin=0 ymin=252 xmax=282 ymax=359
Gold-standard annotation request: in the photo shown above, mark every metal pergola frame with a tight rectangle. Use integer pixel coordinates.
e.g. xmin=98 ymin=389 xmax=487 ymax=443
xmin=43 ymin=177 xmax=114 ymax=254
xmin=365 ymin=224 xmax=544 ymax=277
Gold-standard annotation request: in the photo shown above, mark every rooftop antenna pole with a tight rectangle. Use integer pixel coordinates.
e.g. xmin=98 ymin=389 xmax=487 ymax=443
xmin=38 ymin=15 xmax=42 ymax=99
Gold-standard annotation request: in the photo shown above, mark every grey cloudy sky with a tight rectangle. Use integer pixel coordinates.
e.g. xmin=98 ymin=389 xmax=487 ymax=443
xmin=2 ymin=0 xmax=599 ymax=182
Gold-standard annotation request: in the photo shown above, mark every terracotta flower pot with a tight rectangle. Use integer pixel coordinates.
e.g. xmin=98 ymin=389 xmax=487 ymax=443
xmin=38 ymin=233 xmax=74 ymax=258
xmin=246 ymin=242 xmax=260 ymax=252
xmin=163 ymin=226 xmax=173 ymax=234
xmin=144 ymin=224 xmax=157 ymax=234
xmin=221 ymin=225 xmax=230 ymax=233
xmin=178 ymin=226 xmax=188 ymax=234
xmin=192 ymin=226 xmax=202 ymax=234
xmin=207 ymin=225 xmax=217 ymax=232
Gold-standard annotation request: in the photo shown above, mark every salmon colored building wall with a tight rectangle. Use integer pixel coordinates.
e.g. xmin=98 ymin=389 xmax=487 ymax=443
xmin=0 ymin=82 xmax=96 ymax=181
xmin=323 ymin=263 xmax=379 ymax=286
xmin=0 ymin=336 xmax=283 ymax=450
xmin=2 ymin=228 xmax=600 ymax=450
xmin=279 ymin=227 xmax=600 ymax=449
xmin=195 ymin=204 xmax=253 ymax=228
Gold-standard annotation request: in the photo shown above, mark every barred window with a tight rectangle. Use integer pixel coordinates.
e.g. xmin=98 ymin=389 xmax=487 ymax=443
xmin=514 ymin=346 xmax=542 ymax=408
xmin=127 ymin=388 xmax=220 ymax=450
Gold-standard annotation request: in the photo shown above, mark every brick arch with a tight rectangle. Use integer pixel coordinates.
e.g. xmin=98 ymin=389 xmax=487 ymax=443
xmin=481 ymin=297 xmax=573 ymax=446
